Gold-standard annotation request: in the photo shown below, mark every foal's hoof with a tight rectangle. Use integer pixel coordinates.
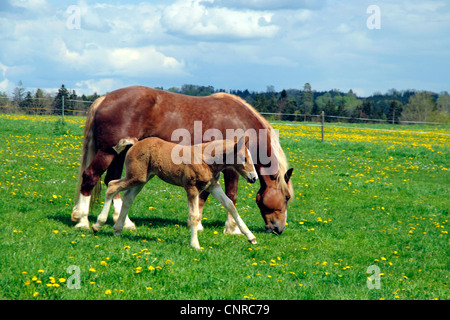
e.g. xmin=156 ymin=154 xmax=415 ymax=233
xmin=223 ymin=226 xmax=243 ymax=235
xmin=74 ymin=220 xmax=90 ymax=230
xmin=248 ymin=238 xmax=257 ymax=245
xmin=91 ymin=223 xmax=101 ymax=234
xmin=123 ymin=222 xmax=136 ymax=231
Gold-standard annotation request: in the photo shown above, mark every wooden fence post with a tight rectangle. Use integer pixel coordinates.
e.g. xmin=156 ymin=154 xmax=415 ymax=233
xmin=321 ymin=111 xmax=324 ymax=142
xmin=62 ymin=96 xmax=65 ymax=123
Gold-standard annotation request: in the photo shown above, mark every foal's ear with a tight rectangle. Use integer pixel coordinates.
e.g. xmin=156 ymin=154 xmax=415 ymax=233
xmin=284 ymin=168 xmax=294 ymax=183
xmin=234 ymin=136 xmax=245 ymax=152
xmin=244 ymin=135 xmax=250 ymax=148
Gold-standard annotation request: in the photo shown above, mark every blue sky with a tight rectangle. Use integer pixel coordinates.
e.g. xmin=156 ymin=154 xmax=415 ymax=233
xmin=0 ymin=0 xmax=449 ymax=97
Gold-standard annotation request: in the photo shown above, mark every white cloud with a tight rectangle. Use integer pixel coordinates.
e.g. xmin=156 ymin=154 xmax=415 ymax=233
xmin=0 ymin=0 xmax=449 ymax=95
xmin=75 ymin=78 xmax=124 ymax=95
xmin=0 ymin=61 xmax=12 ymax=92
xmin=9 ymin=0 xmax=46 ymax=9
xmin=161 ymin=0 xmax=279 ymax=39
xmin=205 ymin=0 xmax=324 ymax=10
xmin=55 ymin=40 xmax=185 ymax=77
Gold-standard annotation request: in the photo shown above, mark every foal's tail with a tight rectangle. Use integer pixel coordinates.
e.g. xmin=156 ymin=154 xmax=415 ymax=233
xmin=71 ymin=96 xmax=105 ymax=221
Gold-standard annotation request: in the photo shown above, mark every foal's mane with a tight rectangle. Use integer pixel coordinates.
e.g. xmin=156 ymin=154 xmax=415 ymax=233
xmin=212 ymin=93 xmax=293 ymax=198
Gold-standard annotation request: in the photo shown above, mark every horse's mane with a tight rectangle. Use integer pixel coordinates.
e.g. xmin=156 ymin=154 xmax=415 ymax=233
xmin=213 ymin=93 xmax=293 ymax=199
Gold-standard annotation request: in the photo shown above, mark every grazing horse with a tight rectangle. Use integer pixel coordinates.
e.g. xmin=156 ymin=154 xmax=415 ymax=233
xmin=72 ymin=86 xmax=293 ymax=234
xmin=92 ymin=136 xmax=258 ymax=249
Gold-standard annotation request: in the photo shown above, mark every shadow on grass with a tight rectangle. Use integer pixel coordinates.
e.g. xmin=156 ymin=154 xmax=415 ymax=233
xmin=49 ymin=210 xmax=268 ymax=239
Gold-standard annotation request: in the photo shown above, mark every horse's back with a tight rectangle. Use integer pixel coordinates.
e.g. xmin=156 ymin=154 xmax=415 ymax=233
xmin=93 ymin=86 xmax=268 ymax=152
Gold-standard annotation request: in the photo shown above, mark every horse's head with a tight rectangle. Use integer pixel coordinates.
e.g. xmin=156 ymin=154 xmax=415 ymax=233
xmin=256 ymin=168 xmax=293 ymax=234
xmin=232 ymin=136 xmax=258 ymax=184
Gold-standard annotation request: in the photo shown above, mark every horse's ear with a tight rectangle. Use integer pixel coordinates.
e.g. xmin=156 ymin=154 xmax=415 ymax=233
xmin=284 ymin=168 xmax=294 ymax=183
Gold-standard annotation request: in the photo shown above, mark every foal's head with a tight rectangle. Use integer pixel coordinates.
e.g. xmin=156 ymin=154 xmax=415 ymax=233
xmin=229 ymin=136 xmax=258 ymax=184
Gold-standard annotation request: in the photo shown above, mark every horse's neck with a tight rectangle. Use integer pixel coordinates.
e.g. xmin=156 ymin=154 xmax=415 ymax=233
xmin=256 ymin=165 xmax=277 ymax=188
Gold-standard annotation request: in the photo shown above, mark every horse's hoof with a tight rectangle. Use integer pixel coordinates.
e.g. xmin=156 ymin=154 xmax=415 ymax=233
xmin=248 ymin=238 xmax=257 ymax=245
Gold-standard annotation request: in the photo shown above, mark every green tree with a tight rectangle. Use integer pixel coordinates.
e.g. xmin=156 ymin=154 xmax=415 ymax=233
xmin=12 ymin=80 xmax=25 ymax=106
xmin=300 ymin=82 xmax=313 ymax=119
xmin=437 ymin=91 xmax=450 ymax=114
xmin=277 ymin=89 xmax=288 ymax=117
xmin=34 ymin=88 xmax=45 ymax=114
xmin=323 ymin=99 xmax=336 ymax=121
xmin=387 ymin=100 xmax=403 ymax=124
xmin=53 ymin=84 xmax=70 ymax=115
xmin=19 ymin=91 xmax=34 ymax=112
xmin=266 ymin=93 xmax=277 ymax=114
xmin=401 ymin=91 xmax=436 ymax=122
xmin=336 ymin=99 xmax=346 ymax=117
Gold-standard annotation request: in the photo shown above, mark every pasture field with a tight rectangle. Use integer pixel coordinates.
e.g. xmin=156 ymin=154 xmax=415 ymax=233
xmin=0 ymin=113 xmax=448 ymax=300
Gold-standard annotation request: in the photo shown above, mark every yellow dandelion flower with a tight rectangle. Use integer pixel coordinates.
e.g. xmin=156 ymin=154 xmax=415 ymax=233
xmin=105 ymin=289 xmax=112 ymax=295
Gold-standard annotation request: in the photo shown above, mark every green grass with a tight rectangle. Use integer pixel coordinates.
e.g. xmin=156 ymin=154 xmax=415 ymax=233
xmin=0 ymin=114 xmax=448 ymax=300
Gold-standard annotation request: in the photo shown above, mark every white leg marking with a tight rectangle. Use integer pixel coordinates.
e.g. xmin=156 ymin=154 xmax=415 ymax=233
xmin=188 ymin=194 xmax=201 ymax=250
xmin=74 ymin=194 xmax=91 ymax=230
xmin=112 ymin=195 xmax=135 ymax=230
xmin=92 ymin=190 xmax=114 ymax=233
xmin=224 ymin=212 xmax=242 ymax=235
xmin=114 ymin=185 xmax=143 ymax=236
xmin=210 ymin=184 xmax=256 ymax=244
xmin=112 ymin=197 xmax=122 ymax=223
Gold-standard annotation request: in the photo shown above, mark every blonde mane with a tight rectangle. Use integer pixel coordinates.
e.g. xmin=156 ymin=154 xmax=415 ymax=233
xmin=216 ymin=93 xmax=293 ymax=198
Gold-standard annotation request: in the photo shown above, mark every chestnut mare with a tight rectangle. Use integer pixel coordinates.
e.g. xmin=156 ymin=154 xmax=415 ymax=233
xmin=72 ymin=86 xmax=293 ymax=234
xmin=92 ymin=136 xmax=258 ymax=249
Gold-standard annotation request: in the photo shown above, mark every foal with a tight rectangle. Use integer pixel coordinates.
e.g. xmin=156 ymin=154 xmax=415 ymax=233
xmin=92 ymin=136 xmax=258 ymax=249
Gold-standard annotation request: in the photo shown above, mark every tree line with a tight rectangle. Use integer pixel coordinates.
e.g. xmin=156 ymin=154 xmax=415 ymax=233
xmin=163 ymin=83 xmax=450 ymax=124
xmin=1 ymin=82 xmax=449 ymax=124
xmin=0 ymin=82 xmax=99 ymax=116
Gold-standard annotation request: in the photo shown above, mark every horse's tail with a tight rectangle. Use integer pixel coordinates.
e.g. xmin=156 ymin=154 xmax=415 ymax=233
xmin=71 ymin=96 xmax=105 ymax=221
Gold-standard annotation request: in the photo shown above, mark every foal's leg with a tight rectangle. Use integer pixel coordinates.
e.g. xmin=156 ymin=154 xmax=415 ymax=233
xmin=186 ymin=187 xmax=201 ymax=250
xmin=209 ymin=182 xmax=257 ymax=245
xmin=113 ymin=184 xmax=145 ymax=236
xmin=92 ymin=180 xmax=121 ymax=233
xmin=223 ymin=169 xmax=241 ymax=235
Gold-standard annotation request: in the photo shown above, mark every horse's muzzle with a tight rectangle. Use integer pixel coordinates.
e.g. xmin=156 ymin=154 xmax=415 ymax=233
xmin=265 ymin=223 xmax=285 ymax=235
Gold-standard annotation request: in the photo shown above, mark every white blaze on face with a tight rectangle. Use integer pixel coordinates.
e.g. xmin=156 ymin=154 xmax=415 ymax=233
xmin=246 ymin=148 xmax=258 ymax=182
